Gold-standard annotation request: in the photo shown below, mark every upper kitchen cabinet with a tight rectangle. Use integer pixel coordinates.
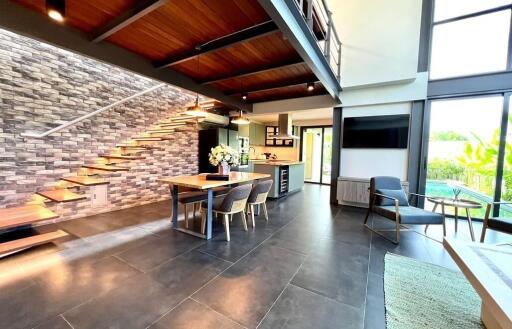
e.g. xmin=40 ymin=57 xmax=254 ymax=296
xmin=239 ymin=122 xmax=266 ymax=146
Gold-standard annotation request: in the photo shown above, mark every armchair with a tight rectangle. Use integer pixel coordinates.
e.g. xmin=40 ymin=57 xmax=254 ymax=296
xmin=481 ymin=201 xmax=512 ymax=242
xmin=364 ymin=176 xmax=446 ymax=244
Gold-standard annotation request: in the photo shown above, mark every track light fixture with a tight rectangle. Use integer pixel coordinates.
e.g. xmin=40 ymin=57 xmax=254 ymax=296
xmin=46 ymin=0 xmax=65 ymax=22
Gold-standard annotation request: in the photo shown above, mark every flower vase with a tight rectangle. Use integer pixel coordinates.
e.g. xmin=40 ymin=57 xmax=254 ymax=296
xmin=218 ymin=163 xmax=230 ymax=175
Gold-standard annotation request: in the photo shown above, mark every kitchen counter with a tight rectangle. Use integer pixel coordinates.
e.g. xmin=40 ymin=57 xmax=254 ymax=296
xmin=252 ymin=162 xmax=305 ymax=198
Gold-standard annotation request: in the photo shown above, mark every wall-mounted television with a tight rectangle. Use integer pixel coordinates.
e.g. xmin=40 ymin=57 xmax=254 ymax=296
xmin=342 ymin=114 xmax=409 ymax=149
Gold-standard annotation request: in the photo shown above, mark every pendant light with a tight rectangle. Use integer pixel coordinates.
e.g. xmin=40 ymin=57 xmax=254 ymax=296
xmin=46 ymin=0 xmax=65 ymax=22
xmin=231 ymin=109 xmax=250 ymax=125
xmin=185 ymin=55 xmax=207 ymax=117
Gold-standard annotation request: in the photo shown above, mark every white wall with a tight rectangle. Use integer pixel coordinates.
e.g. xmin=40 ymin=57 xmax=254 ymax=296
xmin=329 ymin=0 xmax=423 ymax=88
xmin=340 ymin=102 xmax=411 ymax=180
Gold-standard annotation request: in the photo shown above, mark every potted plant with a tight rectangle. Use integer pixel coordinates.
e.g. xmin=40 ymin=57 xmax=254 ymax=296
xmin=209 ymin=144 xmax=240 ymax=175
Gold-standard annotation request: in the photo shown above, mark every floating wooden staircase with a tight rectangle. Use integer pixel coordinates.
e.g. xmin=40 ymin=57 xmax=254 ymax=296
xmin=1 ymin=111 xmax=197 ymax=258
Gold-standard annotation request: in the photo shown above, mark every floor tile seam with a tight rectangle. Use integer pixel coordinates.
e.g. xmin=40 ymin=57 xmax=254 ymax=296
xmin=132 ymin=243 xmax=207 ymax=274
xmin=112 ymin=254 xmax=147 ymax=273
xmin=362 ymin=232 xmax=375 ymax=326
xmin=196 ymin=249 xmax=235 ymax=264
xmin=188 ymin=296 xmax=249 ymax=329
xmin=187 ymin=216 xmax=299 ymax=302
xmin=143 ymin=296 xmax=190 ymax=329
xmin=60 ymin=315 xmax=76 ymax=329
xmin=288 ymin=282 xmax=365 ymax=314
xmin=255 ymin=255 xmax=307 ymax=328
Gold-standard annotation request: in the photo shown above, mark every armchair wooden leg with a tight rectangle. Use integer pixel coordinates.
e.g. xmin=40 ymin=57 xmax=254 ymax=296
xmin=262 ymin=203 xmax=269 ymax=221
xmin=364 ymin=207 xmax=371 ymax=224
xmin=241 ymin=211 xmax=248 ymax=231
xmin=250 ymin=204 xmax=256 ymax=228
xmin=480 ymin=225 xmax=487 ymax=243
xmin=224 ymin=214 xmax=230 ymax=241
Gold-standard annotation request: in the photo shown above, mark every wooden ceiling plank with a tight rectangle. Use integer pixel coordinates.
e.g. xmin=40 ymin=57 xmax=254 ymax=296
xmin=92 ymin=0 xmax=169 ymax=42
xmin=201 ymin=59 xmax=305 ymax=85
xmin=155 ymin=20 xmax=279 ymax=69
xmin=227 ymin=77 xmax=319 ymax=95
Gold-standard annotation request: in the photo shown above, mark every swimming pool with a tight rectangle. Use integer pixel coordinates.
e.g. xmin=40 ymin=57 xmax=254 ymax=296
xmin=425 ymin=180 xmax=512 ymax=219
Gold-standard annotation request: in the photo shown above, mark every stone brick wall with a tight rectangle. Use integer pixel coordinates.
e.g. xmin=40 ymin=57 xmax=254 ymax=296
xmin=0 ymin=29 xmax=199 ymax=222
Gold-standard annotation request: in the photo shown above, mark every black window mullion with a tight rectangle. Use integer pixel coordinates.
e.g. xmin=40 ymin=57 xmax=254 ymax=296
xmin=493 ymin=93 xmax=511 ymax=216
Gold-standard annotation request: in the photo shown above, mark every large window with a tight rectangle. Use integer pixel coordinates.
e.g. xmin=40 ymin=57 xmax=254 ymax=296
xmin=430 ymin=1 xmax=512 ymax=80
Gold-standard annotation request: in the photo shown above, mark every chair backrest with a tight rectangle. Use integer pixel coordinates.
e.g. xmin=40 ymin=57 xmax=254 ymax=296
xmin=248 ymin=180 xmax=273 ymax=204
xmin=219 ymin=184 xmax=252 ymax=213
xmin=369 ymin=176 xmax=407 ymax=207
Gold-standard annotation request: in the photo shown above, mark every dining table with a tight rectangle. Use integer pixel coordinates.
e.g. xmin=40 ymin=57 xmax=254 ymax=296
xmin=159 ymin=172 xmax=271 ymax=239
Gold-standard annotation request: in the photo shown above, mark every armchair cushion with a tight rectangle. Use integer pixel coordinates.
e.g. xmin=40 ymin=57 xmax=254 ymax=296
xmin=487 ymin=217 xmax=512 ymax=233
xmin=375 ymin=189 xmax=409 ymax=206
xmin=374 ymin=205 xmax=444 ymax=225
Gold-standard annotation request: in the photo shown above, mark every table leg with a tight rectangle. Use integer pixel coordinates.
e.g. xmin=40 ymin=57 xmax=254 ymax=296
xmin=454 ymin=206 xmax=458 ymax=233
xmin=465 ymin=208 xmax=475 ymax=241
xmin=206 ymin=188 xmax=213 ymax=240
xmin=171 ymin=185 xmax=178 ymax=229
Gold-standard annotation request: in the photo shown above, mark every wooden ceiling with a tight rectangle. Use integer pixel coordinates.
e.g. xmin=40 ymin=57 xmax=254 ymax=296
xmin=14 ymin=0 xmax=329 ymax=105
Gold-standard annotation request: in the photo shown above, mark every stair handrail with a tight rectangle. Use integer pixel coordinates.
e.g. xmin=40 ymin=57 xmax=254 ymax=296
xmin=20 ymin=83 xmax=166 ymax=138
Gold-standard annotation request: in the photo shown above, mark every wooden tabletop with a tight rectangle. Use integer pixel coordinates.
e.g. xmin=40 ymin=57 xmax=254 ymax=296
xmin=159 ymin=172 xmax=271 ymax=189
xmin=443 ymin=238 xmax=512 ymax=328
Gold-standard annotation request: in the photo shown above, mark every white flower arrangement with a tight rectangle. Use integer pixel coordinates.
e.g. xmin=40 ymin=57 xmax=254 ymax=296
xmin=209 ymin=144 xmax=240 ymax=167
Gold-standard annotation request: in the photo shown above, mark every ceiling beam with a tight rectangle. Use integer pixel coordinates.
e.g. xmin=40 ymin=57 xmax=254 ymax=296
xmin=201 ymin=59 xmax=305 ymax=85
xmin=258 ymin=0 xmax=342 ymax=103
xmin=155 ymin=20 xmax=279 ymax=69
xmin=0 ymin=1 xmax=250 ymax=111
xmin=227 ymin=77 xmax=319 ymax=95
xmin=91 ymin=0 xmax=169 ymax=43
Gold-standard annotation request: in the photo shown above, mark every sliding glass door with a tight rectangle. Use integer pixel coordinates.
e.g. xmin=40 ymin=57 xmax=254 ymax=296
xmin=301 ymin=126 xmax=332 ymax=185
xmin=424 ymin=94 xmax=512 ymax=219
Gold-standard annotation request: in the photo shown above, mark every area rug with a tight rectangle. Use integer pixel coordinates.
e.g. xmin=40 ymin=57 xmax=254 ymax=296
xmin=384 ymin=253 xmax=484 ymax=329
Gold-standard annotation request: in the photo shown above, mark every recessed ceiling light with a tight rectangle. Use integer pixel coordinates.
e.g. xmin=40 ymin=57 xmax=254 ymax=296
xmin=241 ymin=92 xmax=248 ymax=100
xmin=307 ymin=82 xmax=315 ymax=92
xmin=46 ymin=0 xmax=65 ymax=22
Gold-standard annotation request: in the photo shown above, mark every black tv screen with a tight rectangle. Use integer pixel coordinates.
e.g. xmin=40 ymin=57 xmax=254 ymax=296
xmin=342 ymin=115 xmax=409 ymax=149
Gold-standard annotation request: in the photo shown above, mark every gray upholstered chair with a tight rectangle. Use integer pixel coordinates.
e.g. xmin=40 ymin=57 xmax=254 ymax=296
xmin=173 ymin=186 xmax=230 ymax=228
xmin=364 ymin=176 xmax=446 ymax=244
xmin=200 ymin=184 xmax=252 ymax=241
xmin=246 ymin=179 xmax=273 ymax=227
xmin=481 ymin=202 xmax=512 ymax=242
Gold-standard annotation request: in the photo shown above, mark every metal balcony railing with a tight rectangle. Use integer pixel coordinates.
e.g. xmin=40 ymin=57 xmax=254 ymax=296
xmin=294 ymin=0 xmax=342 ymax=82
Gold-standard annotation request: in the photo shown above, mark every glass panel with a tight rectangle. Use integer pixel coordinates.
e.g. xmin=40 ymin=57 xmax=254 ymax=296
xmin=302 ymin=128 xmax=323 ymax=183
xmin=322 ymin=128 xmax=333 ymax=184
xmin=500 ymin=96 xmax=512 ymax=218
xmin=430 ymin=10 xmax=511 ymax=79
xmin=426 ymin=96 xmax=504 ymax=219
xmin=434 ymin=0 xmax=512 ymax=22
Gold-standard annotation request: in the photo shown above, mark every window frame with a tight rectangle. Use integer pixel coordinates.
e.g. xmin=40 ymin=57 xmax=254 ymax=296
xmin=428 ymin=2 xmax=512 ymax=81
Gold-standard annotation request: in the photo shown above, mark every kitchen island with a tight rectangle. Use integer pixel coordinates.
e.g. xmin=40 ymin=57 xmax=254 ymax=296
xmin=253 ymin=161 xmax=305 ymax=198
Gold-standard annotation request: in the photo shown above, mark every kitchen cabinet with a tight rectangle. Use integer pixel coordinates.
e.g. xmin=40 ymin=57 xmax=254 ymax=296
xmin=239 ymin=123 xmax=265 ymax=146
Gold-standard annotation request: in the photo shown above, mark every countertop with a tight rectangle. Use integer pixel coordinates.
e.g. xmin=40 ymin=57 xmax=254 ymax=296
xmin=252 ymin=161 xmax=304 ymax=166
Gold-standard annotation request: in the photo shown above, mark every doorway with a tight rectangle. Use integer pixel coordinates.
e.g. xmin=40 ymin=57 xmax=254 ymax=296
xmin=300 ymin=126 xmax=333 ymax=185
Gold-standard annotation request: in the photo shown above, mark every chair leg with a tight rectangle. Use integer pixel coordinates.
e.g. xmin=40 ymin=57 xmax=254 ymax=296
xmin=395 ymin=213 xmax=400 ymax=244
xmin=250 ymin=204 xmax=256 ymax=228
xmin=364 ymin=207 xmax=371 ymax=224
xmin=262 ymin=203 xmax=269 ymax=221
xmin=184 ymin=204 xmax=189 ymax=228
xmin=200 ymin=208 xmax=206 ymax=234
xmin=241 ymin=211 xmax=248 ymax=231
xmin=224 ymin=214 xmax=230 ymax=241
xmin=230 ymin=214 xmax=233 ymax=223
xmin=480 ymin=225 xmax=487 ymax=243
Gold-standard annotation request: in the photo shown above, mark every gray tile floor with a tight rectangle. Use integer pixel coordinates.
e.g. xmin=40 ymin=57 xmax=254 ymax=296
xmin=0 ymin=184 xmax=510 ymax=329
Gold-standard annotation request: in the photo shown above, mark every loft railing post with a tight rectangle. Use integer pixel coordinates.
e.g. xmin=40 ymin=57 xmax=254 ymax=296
xmin=324 ymin=10 xmax=332 ymax=62
xmin=337 ymin=45 xmax=341 ymax=81
xmin=306 ymin=0 xmax=313 ymax=29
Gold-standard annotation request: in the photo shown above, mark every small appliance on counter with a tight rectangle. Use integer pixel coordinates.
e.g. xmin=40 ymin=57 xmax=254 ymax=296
xmin=263 ymin=152 xmax=277 ymax=160
xmin=238 ymin=137 xmax=249 ymax=168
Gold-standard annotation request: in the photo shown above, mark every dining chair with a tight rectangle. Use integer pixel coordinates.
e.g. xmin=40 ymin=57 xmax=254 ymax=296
xmin=246 ymin=179 xmax=273 ymax=227
xmin=481 ymin=201 xmax=512 ymax=242
xmin=173 ymin=186 xmax=230 ymax=228
xmin=364 ymin=176 xmax=446 ymax=244
xmin=200 ymin=184 xmax=252 ymax=241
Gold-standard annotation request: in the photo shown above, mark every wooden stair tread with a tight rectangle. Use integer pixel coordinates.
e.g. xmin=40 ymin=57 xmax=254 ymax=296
xmin=60 ymin=176 xmax=109 ymax=186
xmin=82 ymin=164 xmax=130 ymax=172
xmin=132 ymin=137 xmax=164 ymax=141
xmin=37 ymin=189 xmax=87 ymax=203
xmin=158 ymin=122 xmax=187 ymax=126
xmin=148 ymin=129 xmax=176 ymax=133
xmin=116 ymin=145 xmax=149 ymax=150
xmin=100 ymin=154 xmax=145 ymax=160
xmin=0 ymin=205 xmax=58 ymax=230
xmin=0 ymin=230 xmax=68 ymax=256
